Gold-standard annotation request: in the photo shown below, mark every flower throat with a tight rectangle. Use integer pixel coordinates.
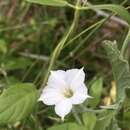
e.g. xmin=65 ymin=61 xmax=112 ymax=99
xmin=63 ymin=88 xmax=73 ymax=98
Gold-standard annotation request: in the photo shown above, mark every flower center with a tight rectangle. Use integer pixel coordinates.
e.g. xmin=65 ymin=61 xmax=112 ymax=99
xmin=63 ymin=88 xmax=73 ymax=98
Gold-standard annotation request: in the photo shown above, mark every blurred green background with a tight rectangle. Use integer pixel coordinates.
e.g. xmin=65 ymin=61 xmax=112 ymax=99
xmin=0 ymin=0 xmax=129 ymax=86
xmin=0 ymin=0 xmax=130 ymax=129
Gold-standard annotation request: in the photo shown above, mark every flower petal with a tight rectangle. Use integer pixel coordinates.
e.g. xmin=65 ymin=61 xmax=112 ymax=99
xmin=55 ymin=99 xmax=72 ymax=120
xmin=71 ymin=83 xmax=88 ymax=104
xmin=39 ymin=87 xmax=64 ymax=105
xmin=71 ymin=93 xmax=88 ymax=105
xmin=75 ymin=83 xmax=88 ymax=94
xmin=47 ymin=70 xmax=67 ymax=90
xmin=65 ymin=68 xmax=85 ymax=90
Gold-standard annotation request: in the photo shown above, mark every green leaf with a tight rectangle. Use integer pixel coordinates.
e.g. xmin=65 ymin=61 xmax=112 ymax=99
xmin=0 ymin=83 xmax=38 ymax=125
xmin=103 ymin=41 xmax=130 ymax=102
xmin=0 ymin=39 xmax=7 ymax=54
xmin=26 ymin=0 xmax=68 ymax=7
xmin=94 ymin=110 xmax=115 ymax=130
xmin=3 ymin=57 xmax=32 ymax=70
xmin=119 ymin=95 xmax=130 ymax=129
xmin=111 ymin=120 xmax=121 ymax=130
xmin=90 ymin=4 xmax=130 ymax=25
xmin=88 ymin=78 xmax=103 ymax=108
xmin=47 ymin=123 xmax=86 ymax=130
xmin=82 ymin=112 xmax=96 ymax=130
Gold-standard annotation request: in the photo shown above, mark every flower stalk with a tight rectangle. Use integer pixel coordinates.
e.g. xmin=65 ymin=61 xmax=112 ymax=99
xmin=41 ymin=0 xmax=81 ymax=88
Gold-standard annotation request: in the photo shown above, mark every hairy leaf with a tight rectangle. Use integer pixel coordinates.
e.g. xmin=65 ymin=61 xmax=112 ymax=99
xmin=0 ymin=83 xmax=38 ymax=125
xmin=103 ymin=41 xmax=130 ymax=102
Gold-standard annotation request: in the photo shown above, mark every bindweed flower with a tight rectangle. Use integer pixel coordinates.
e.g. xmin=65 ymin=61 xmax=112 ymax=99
xmin=39 ymin=68 xmax=89 ymax=120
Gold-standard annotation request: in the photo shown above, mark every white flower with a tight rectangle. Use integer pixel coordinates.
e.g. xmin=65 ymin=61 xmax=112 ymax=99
xmin=39 ymin=68 xmax=89 ymax=120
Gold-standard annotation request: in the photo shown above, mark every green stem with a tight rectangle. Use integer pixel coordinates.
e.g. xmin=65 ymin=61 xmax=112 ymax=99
xmin=121 ymin=28 xmax=130 ymax=57
xmin=63 ymin=18 xmax=107 ymax=61
xmin=67 ymin=2 xmax=130 ymax=25
xmin=41 ymin=0 xmax=81 ymax=89
xmin=64 ymin=18 xmax=106 ymax=48
xmin=69 ymin=18 xmax=106 ymax=54
xmin=72 ymin=107 xmax=82 ymax=125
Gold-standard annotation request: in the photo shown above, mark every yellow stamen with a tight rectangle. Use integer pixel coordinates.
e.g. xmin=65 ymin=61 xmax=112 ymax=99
xmin=63 ymin=88 xmax=73 ymax=98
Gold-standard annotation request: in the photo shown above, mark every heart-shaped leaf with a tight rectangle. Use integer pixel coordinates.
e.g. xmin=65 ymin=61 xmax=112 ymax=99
xmin=0 ymin=83 xmax=38 ymax=125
